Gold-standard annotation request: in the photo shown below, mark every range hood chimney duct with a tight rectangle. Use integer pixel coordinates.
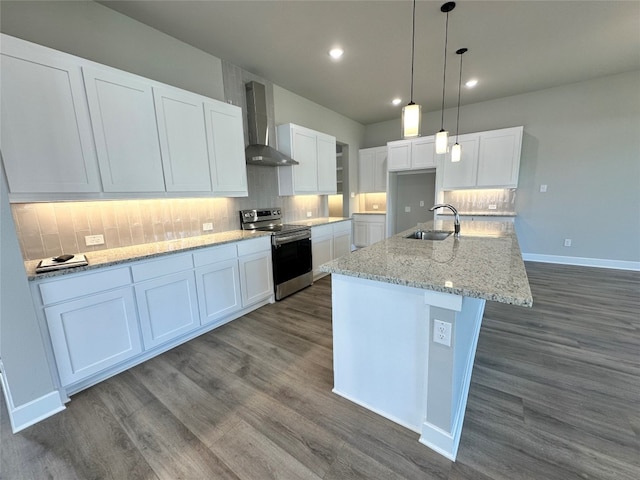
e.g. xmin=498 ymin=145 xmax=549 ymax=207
xmin=245 ymin=81 xmax=298 ymax=166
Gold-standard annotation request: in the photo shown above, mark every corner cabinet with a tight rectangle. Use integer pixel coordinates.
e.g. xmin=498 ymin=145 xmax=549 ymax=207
xmin=277 ymin=123 xmax=337 ymax=195
xmin=311 ymin=220 xmax=353 ymax=280
xmin=440 ymin=127 xmax=523 ymax=189
xmin=387 ymin=137 xmax=437 ymax=172
xmin=358 ymin=147 xmax=387 ymax=193
xmin=352 ymin=214 xmax=386 ymax=248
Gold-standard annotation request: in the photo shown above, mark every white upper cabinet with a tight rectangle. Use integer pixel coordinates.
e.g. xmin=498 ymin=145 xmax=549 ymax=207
xmin=358 ymin=147 xmax=387 ymax=193
xmin=387 ymin=136 xmax=436 ymax=171
xmin=0 ymin=35 xmax=101 ymax=194
xmin=277 ymin=123 xmax=337 ymax=195
xmin=439 ymin=127 xmax=523 ymax=189
xmin=204 ymin=100 xmax=248 ymax=197
xmin=476 ymin=126 xmax=523 ymax=187
xmin=440 ymin=134 xmax=480 ymax=189
xmin=153 ymin=87 xmax=212 ymax=192
xmin=83 ymin=66 xmax=165 ymax=192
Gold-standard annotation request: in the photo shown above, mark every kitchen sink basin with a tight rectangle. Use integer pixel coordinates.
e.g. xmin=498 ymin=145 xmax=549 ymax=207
xmin=405 ymin=230 xmax=453 ymax=241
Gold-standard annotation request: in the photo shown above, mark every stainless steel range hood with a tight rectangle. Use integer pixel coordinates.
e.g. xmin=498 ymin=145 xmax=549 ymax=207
xmin=245 ymin=81 xmax=298 ymax=166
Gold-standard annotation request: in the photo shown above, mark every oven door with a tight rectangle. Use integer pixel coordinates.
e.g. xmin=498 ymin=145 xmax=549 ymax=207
xmin=272 ymin=230 xmax=312 ymax=287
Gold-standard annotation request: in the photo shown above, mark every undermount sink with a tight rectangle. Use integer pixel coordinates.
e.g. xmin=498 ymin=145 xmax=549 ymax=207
xmin=405 ymin=230 xmax=453 ymax=241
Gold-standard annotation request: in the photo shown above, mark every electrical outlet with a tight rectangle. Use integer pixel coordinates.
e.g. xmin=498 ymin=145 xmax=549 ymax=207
xmin=202 ymin=222 xmax=213 ymax=231
xmin=306 ymin=211 xmax=312 ymax=218
xmin=420 ymin=201 xmax=425 ymax=207
xmin=372 ymin=204 xmax=379 ymax=210
xmin=433 ymin=319 xmax=452 ymax=347
xmin=405 ymin=206 xmax=411 ymax=213
xmin=540 ymin=184 xmax=548 ymax=193
xmin=84 ymin=234 xmax=104 ymax=246
xmin=488 ymin=204 xmax=497 ymax=210
xmin=564 ymin=238 xmax=572 ymax=247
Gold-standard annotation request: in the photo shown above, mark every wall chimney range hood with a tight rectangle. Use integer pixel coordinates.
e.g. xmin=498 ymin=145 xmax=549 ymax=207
xmin=245 ymin=81 xmax=298 ymax=166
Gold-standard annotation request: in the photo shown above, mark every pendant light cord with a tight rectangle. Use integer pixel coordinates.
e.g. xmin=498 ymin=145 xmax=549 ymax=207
xmin=455 ymin=50 xmax=463 ymax=142
xmin=440 ymin=10 xmax=450 ymax=129
xmin=410 ymin=0 xmax=417 ymax=103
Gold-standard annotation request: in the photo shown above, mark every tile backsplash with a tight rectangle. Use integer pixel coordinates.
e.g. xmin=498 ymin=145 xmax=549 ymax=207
xmin=12 ymin=165 xmax=326 ymax=261
xmin=440 ymin=189 xmax=516 ymax=215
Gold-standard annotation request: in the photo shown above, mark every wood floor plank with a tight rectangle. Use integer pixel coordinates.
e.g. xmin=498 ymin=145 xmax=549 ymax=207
xmin=2 ymin=262 xmax=638 ymax=479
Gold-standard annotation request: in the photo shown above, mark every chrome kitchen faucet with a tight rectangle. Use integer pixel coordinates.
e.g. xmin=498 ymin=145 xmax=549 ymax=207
xmin=430 ymin=203 xmax=461 ymax=238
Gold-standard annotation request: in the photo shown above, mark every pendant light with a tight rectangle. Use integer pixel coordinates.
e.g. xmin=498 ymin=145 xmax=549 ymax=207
xmin=435 ymin=2 xmax=456 ymax=154
xmin=451 ymin=47 xmax=467 ymax=163
xmin=402 ymin=0 xmax=421 ymax=138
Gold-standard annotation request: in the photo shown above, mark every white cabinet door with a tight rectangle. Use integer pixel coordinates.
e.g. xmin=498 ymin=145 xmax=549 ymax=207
xmin=312 ymin=234 xmax=333 ymax=280
xmin=477 ymin=127 xmax=523 ymax=188
xmin=204 ymin=100 xmax=248 ymax=196
xmin=317 ymin=133 xmax=337 ymax=194
xmin=373 ymin=148 xmax=388 ymax=192
xmin=353 ymin=222 xmax=369 ymax=248
xmin=440 ymin=135 xmax=480 ymax=189
xmin=412 ymin=137 xmax=437 ymax=169
xmin=291 ymin=127 xmax=318 ymax=193
xmin=358 ymin=149 xmax=375 ymax=193
xmin=359 ymin=147 xmax=387 ymax=193
xmin=153 ymin=87 xmax=212 ymax=192
xmin=44 ymin=287 xmax=141 ymax=386
xmin=239 ymin=251 xmax=273 ymax=307
xmin=195 ymin=258 xmax=242 ymax=326
xmin=333 ymin=231 xmax=352 ymax=259
xmin=368 ymin=222 xmax=386 ymax=245
xmin=0 ymin=37 xmax=101 ymax=194
xmin=135 ymin=271 xmax=200 ymax=350
xmin=388 ymin=141 xmax=412 ymax=171
xmin=83 ymin=66 xmax=165 ymax=192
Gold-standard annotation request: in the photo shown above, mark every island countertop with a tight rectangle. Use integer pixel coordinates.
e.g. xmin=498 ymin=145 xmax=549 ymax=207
xmin=320 ymin=220 xmax=533 ymax=307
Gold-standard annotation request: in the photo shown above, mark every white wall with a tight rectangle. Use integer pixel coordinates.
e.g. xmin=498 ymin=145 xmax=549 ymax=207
xmin=0 ymin=0 xmax=225 ymax=101
xmin=364 ymin=71 xmax=640 ymax=265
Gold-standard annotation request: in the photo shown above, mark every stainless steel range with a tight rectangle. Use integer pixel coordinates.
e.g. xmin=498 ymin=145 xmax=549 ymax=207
xmin=240 ymin=208 xmax=312 ymax=300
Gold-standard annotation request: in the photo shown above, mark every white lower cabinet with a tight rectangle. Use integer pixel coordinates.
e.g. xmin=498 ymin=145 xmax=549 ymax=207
xmin=239 ymin=251 xmax=273 ymax=307
xmin=135 ymin=271 xmax=200 ymax=350
xmin=34 ymin=237 xmax=274 ymax=393
xmin=194 ymin=243 xmax=243 ymax=326
xmin=353 ymin=214 xmax=386 ymax=248
xmin=312 ymin=220 xmax=353 ymax=280
xmin=45 ymin=287 xmax=141 ymax=386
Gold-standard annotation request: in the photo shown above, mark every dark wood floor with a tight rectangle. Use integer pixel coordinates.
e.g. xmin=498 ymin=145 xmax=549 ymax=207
xmin=2 ymin=262 xmax=639 ymax=479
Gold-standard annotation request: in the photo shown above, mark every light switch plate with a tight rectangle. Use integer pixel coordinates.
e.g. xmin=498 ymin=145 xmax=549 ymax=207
xmin=85 ymin=234 xmax=104 ymax=246
xmin=202 ymin=222 xmax=214 ymax=231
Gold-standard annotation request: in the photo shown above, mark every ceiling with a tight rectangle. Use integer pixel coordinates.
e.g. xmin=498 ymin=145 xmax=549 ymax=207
xmin=99 ymin=0 xmax=640 ymax=126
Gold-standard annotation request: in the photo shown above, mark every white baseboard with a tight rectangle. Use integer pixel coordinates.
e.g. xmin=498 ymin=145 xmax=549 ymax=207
xmin=0 ymin=370 xmax=65 ymax=433
xmin=419 ymin=422 xmax=456 ymax=461
xmin=522 ymin=253 xmax=640 ymax=271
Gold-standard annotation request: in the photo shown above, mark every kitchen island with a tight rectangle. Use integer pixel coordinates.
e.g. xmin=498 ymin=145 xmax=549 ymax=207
xmin=320 ymin=220 xmax=532 ymax=461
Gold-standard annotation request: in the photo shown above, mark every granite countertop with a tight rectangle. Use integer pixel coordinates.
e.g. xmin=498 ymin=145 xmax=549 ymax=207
xmin=25 ymin=230 xmax=271 ymax=280
xmin=320 ymin=220 xmax=533 ymax=307
xmin=290 ymin=217 xmax=351 ymax=227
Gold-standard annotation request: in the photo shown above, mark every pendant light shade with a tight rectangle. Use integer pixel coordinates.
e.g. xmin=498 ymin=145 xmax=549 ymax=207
xmin=402 ymin=103 xmax=422 ymax=138
xmin=451 ymin=47 xmax=467 ymax=163
xmin=435 ymin=2 xmax=455 ymax=153
xmin=402 ymin=0 xmax=421 ymax=138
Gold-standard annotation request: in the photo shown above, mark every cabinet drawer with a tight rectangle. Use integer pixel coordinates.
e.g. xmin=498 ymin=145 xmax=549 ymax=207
xmin=237 ymin=236 xmax=271 ymax=256
xmin=131 ymin=253 xmax=193 ymax=282
xmin=193 ymin=244 xmax=237 ymax=267
xmin=332 ymin=221 xmax=352 ymax=234
xmin=312 ymin=224 xmax=333 ymax=238
xmin=39 ymin=267 xmax=131 ymax=305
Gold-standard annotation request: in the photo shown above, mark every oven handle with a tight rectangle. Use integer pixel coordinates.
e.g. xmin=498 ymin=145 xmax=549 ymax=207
xmin=273 ymin=230 xmax=311 ymax=246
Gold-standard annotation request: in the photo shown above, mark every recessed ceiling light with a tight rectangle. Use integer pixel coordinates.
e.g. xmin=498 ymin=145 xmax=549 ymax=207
xmin=329 ymin=48 xmax=344 ymax=59
xmin=465 ymin=79 xmax=478 ymax=88
xmin=392 ymin=98 xmax=402 ymax=106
